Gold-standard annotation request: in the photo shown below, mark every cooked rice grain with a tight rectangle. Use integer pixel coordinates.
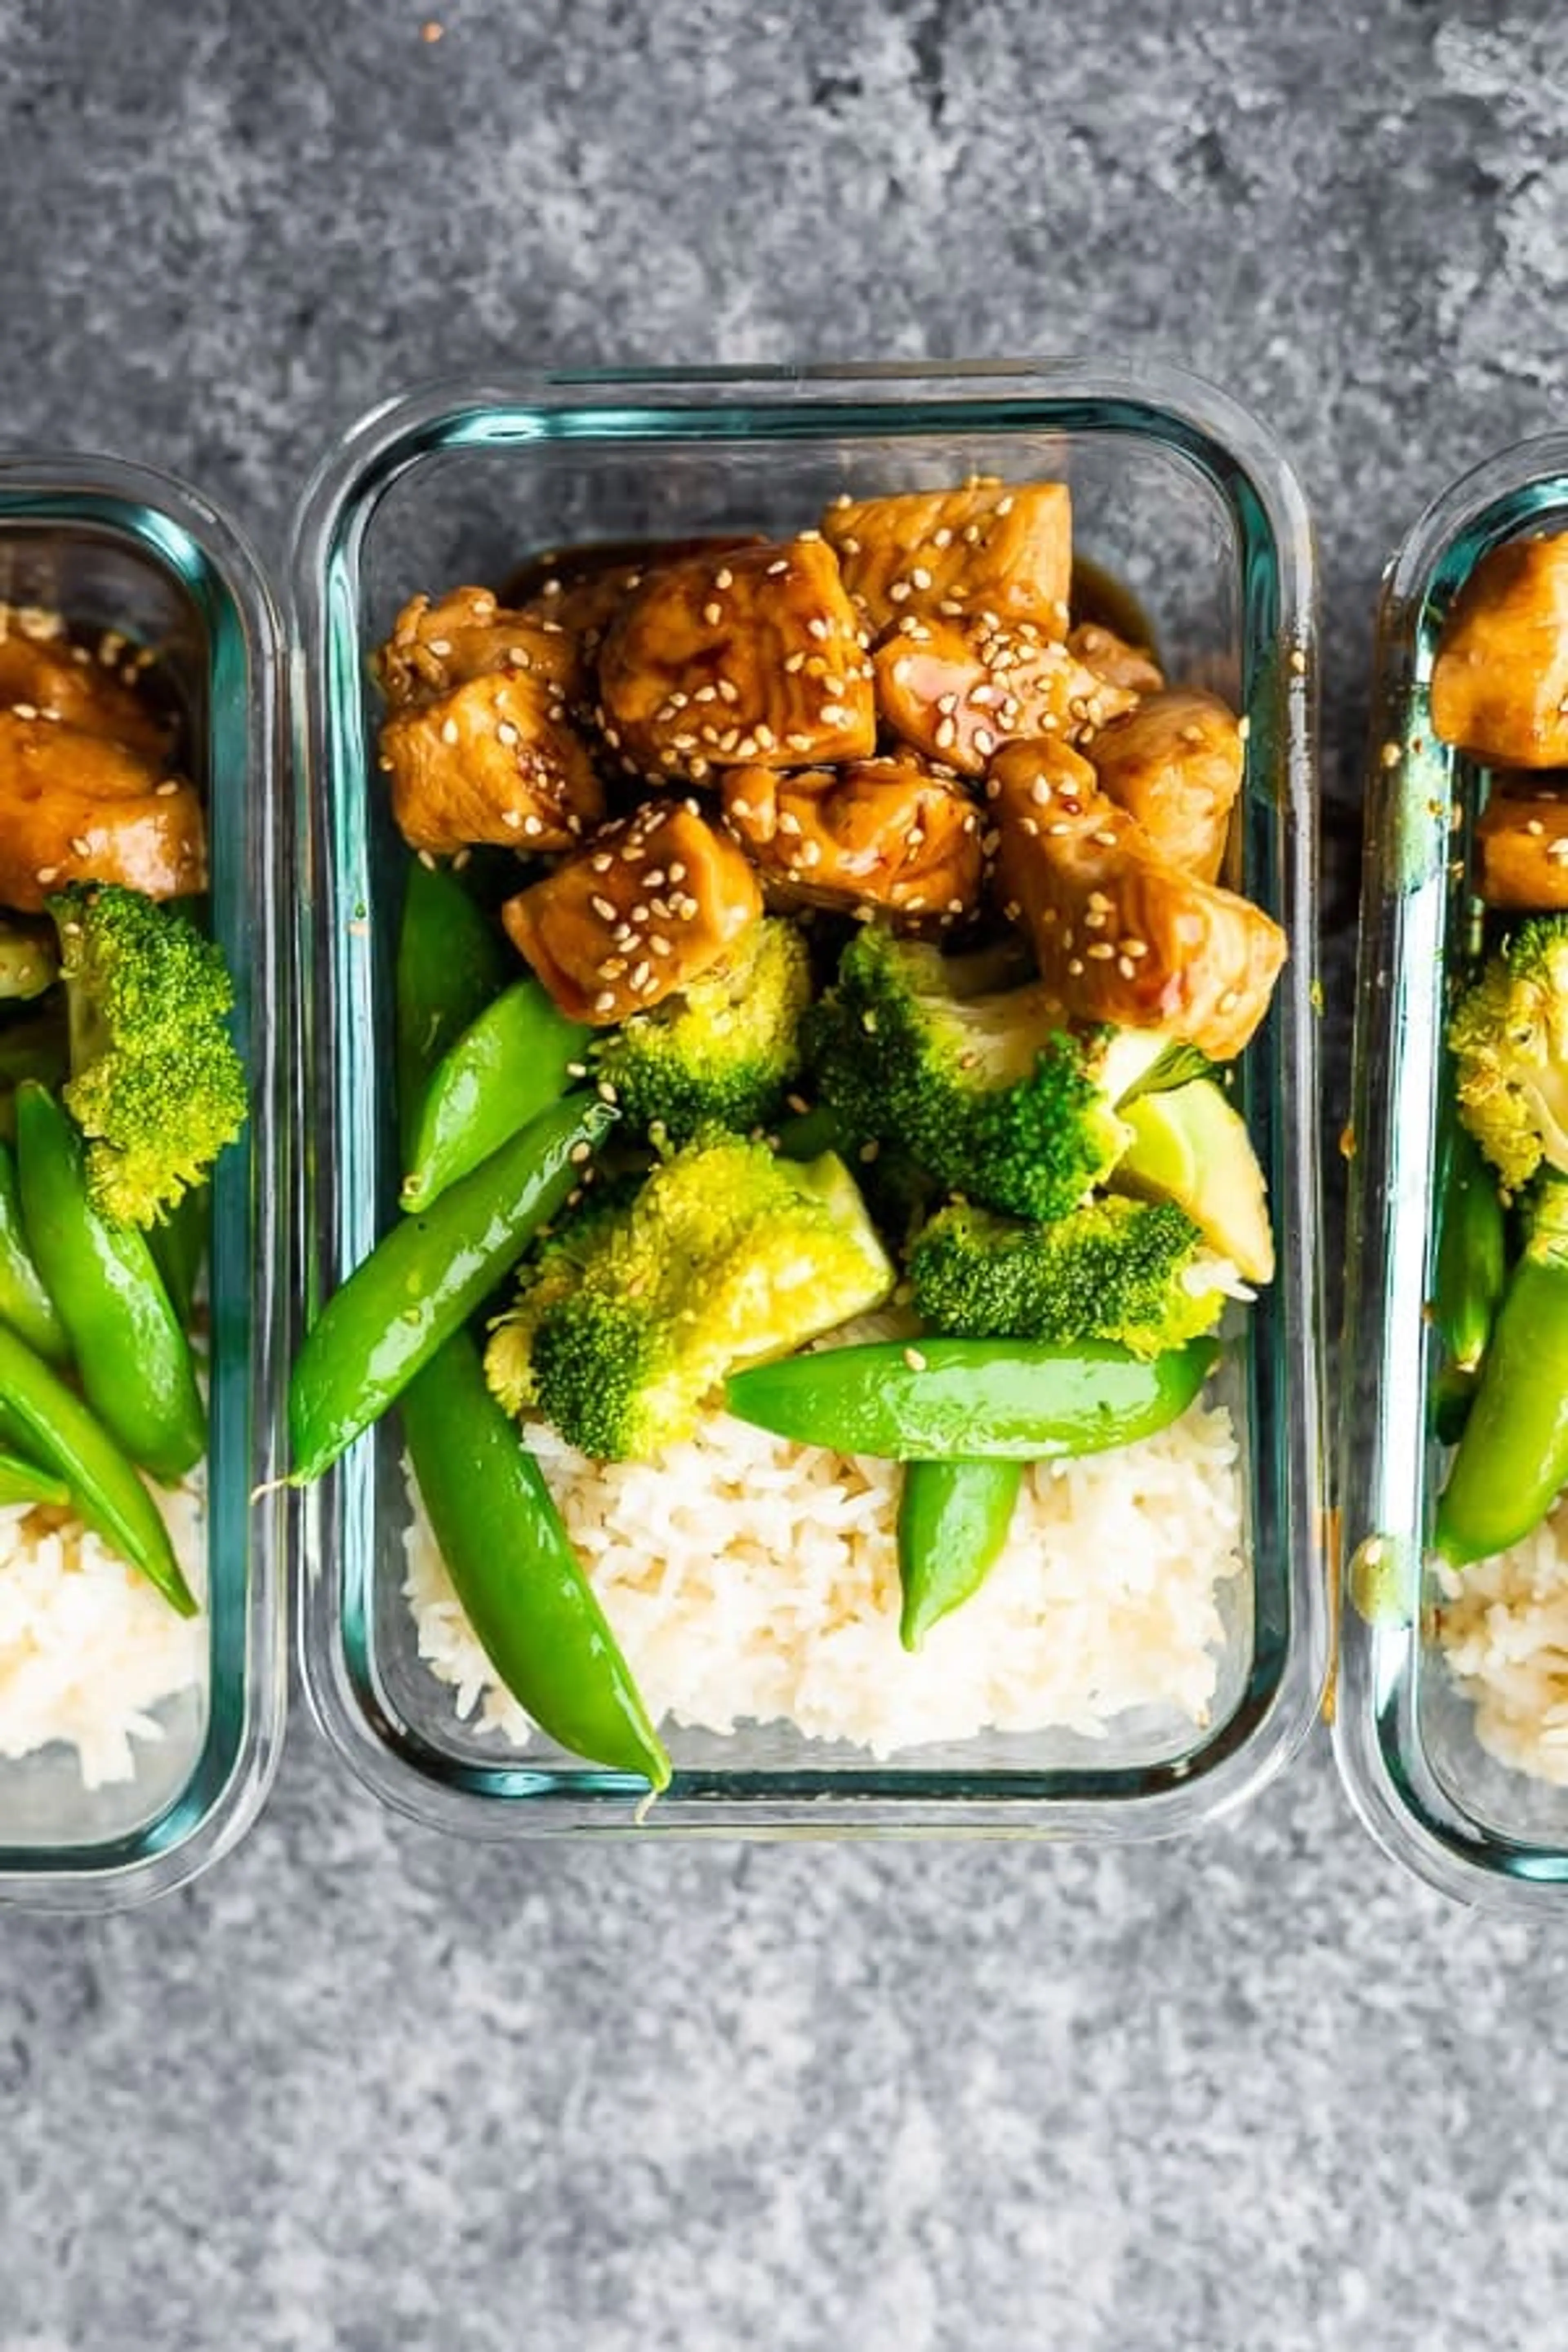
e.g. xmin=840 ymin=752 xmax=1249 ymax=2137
xmin=0 ymin=1467 xmax=207 ymax=1788
xmin=403 ymin=1401 xmax=1244 ymax=1762
xmin=1437 ymin=1521 xmax=1568 ymax=1784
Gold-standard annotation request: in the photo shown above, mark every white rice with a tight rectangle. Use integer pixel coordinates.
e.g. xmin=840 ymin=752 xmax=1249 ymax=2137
xmin=1437 ymin=1514 xmax=1568 ymax=1784
xmin=403 ymin=1399 xmax=1245 ymax=1762
xmin=0 ymin=1466 xmax=208 ymax=1789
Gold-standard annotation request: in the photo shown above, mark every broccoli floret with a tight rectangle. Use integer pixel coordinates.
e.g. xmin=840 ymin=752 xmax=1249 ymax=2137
xmin=1450 ymin=919 xmax=1568 ymax=1194
xmin=590 ymin=918 xmax=811 ymax=1142
xmin=908 ymin=1196 xmax=1235 ymax=1359
xmin=485 ymin=1131 xmax=895 ymax=1459
xmin=49 ymin=884 xmax=247 ymax=1226
xmin=802 ymin=927 xmax=1168 ymax=1221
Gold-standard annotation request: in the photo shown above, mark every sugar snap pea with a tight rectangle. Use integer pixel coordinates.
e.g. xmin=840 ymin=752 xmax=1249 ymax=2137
xmin=725 ymin=1335 xmax=1217 ymax=1460
xmin=401 ymin=979 xmax=591 ymax=1213
xmin=1436 ymin=1174 xmax=1568 ymax=1566
xmin=0 ymin=1321 xmax=195 ymax=1614
xmin=403 ymin=1331 xmax=670 ymax=1788
xmin=898 ymin=1458 xmax=1023 ymax=1650
xmin=1429 ymin=1118 xmax=1508 ymax=1446
xmin=0 ymin=1450 xmax=71 ymax=1508
xmin=289 ymin=1091 xmax=617 ymax=1483
xmin=15 ymin=1082 xmax=204 ymax=1481
xmin=0 ymin=1137 xmax=69 ymax=1364
xmin=395 ymin=859 xmax=510 ymax=1164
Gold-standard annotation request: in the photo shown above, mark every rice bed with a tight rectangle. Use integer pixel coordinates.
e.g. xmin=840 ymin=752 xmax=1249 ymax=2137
xmin=404 ymin=1400 xmax=1245 ymax=1762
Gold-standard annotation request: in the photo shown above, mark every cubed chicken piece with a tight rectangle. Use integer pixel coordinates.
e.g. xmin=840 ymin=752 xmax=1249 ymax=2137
xmin=873 ymin=616 xmax=1136 ymax=778
xmin=822 ymin=481 xmax=1071 ymax=638
xmin=1474 ymin=785 xmax=1568 ymax=906
xmin=1431 ymin=534 xmax=1568 ymax=767
xmin=989 ymin=740 xmax=1286 ymax=1060
xmin=597 ymin=539 xmax=875 ymax=784
xmin=1087 ymin=688 xmax=1245 ymax=883
xmin=1066 ymin=622 xmax=1165 ymax=699
xmin=374 ymin=586 xmax=583 ymax=710
xmin=0 ymin=633 xmax=172 ymax=760
xmin=380 ymin=672 xmax=604 ymax=857
xmin=507 ymin=538 xmax=766 ymax=657
xmin=0 ymin=713 xmax=205 ymax=910
xmin=502 ymin=799 xmax=762 ymax=1024
xmin=721 ymin=756 xmax=983 ymax=931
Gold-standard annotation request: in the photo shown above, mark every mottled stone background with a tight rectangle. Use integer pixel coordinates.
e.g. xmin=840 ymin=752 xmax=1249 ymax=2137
xmin=3 ymin=2 xmax=1567 ymax=2346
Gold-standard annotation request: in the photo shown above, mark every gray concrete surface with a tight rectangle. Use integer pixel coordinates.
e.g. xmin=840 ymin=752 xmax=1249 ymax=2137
xmin=4 ymin=1 xmax=1568 ymax=2345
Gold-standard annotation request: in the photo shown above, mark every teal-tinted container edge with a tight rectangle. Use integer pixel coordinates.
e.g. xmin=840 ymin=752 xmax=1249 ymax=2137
xmin=291 ymin=361 xmax=1327 ymax=1840
xmin=0 ymin=454 xmax=289 ymax=1911
xmin=1338 ymin=430 xmax=1568 ymax=1911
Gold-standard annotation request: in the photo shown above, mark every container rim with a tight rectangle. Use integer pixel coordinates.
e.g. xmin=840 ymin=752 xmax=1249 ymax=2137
xmin=1337 ymin=428 xmax=1568 ymax=1912
xmin=0 ymin=448 xmax=290 ymax=1912
xmin=288 ymin=361 xmax=1327 ymax=1841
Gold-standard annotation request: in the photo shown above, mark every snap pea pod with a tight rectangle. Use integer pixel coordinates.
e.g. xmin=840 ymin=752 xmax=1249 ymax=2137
xmin=401 ymin=980 xmax=592 ymax=1213
xmin=147 ymin=1182 xmax=210 ymax=1334
xmin=0 ymin=1138 xmax=69 ymax=1364
xmin=0 ymin=1450 xmax=70 ymax=1508
xmin=395 ymin=859 xmax=510 ymax=1164
xmin=1429 ymin=1116 xmax=1508 ymax=1443
xmin=15 ymin=1082 xmax=205 ymax=1481
xmin=403 ymin=1332 xmax=670 ymax=1788
xmin=289 ymin=1091 xmax=617 ymax=1484
xmin=1436 ymin=1176 xmax=1568 ymax=1566
xmin=898 ymin=1458 xmax=1023 ymax=1650
xmin=0 ymin=1321 xmax=195 ymax=1614
xmin=725 ymin=1335 xmax=1217 ymax=1460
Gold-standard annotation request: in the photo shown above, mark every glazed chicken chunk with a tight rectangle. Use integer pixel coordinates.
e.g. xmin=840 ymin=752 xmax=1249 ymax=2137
xmin=1431 ymin=533 xmax=1568 ymax=767
xmin=502 ymin=799 xmax=762 ymax=1024
xmin=821 ymin=481 xmax=1071 ymax=638
xmin=1067 ymin=622 xmax=1165 ymax=699
xmin=597 ymin=539 xmax=875 ymax=784
xmin=1087 ymin=688 xmax=1245 ymax=883
xmin=374 ymin=586 xmax=583 ymax=710
xmin=0 ymin=712 xmax=206 ymax=911
xmin=720 ymin=755 xmax=984 ymax=931
xmin=0 ymin=614 xmax=172 ymax=761
xmin=988 ymin=740 xmax=1286 ymax=1060
xmin=380 ymin=670 xmax=604 ymax=858
xmin=873 ymin=615 xmax=1138 ymax=778
xmin=1473 ymin=785 xmax=1568 ymax=907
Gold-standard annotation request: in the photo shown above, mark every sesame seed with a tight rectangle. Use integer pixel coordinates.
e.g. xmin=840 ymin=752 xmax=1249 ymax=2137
xmin=1237 ymin=716 xmax=1252 ymax=743
xmin=1118 ymin=956 xmax=1136 ymax=979
xmin=69 ymin=835 xmax=90 ymax=857
xmin=594 ymin=990 xmax=617 ymax=1014
xmin=1029 ymin=775 xmax=1052 ymax=805
xmin=523 ymin=815 xmax=543 ymax=837
xmin=903 ymin=1346 xmax=928 ymax=1371
xmin=820 ymin=704 xmax=851 ymax=727
xmin=591 ymin=894 xmax=617 ymax=921
xmin=807 ymin=618 xmax=831 ymax=643
xmin=766 ymin=559 xmax=790 ymax=578
xmin=599 ymin=956 xmax=628 ymax=978
xmin=440 ymin=718 xmax=459 ymax=744
xmin=1218 ymin=988 xmax=1241 ymax=1013
xmin=1091 ymin=829 xmax=1118 ymax=847
xmin=11 ymin=702 xmax=37 ymax=720
xmin=417 ymin=850 xmax=437 ymax=871
xmin=729 ymin=796 xmax=752 ymax=819
xmin=1067 ymin=957 xmax=1085 ymax=976
xmin=703 ymin=602 xmax=722 ymax=626
xmin=935 ymin=717 xmax=957 ymax=750
xmin=1087 ymin=942 xmax=1116 ymax=960
xmin=497 ymin=722 xmax=519 ymax=746
xmin=973 ymin=727 xmax=996 ymax=757
xmin=1528 ymin=820 xmax=1546 ymax=837
xmin=715 ymin=567 xmax=734 ymax=589
xmin=650 ymin=933 xmax=674 ymax=956
xmin=502 ymin=809 xmax=523 ymax=829
xmin=507 ymin=645 xmax=532 ymax=668
xmin=591 ymin=851 xmax=614 ymax=871
xmin=778 ymin=811 xmax=803 ymax=836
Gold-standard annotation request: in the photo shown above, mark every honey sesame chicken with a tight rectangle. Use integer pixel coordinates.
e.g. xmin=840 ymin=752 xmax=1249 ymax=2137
xmin=0 ymin=712 xmax=205 ymax=911
xmin=1431 ymin=533 xmax=1568 ymax=767
xmin=1087 ymin=688 xmax=1245 ymax=883
xmin=1066 ymin=622 xmax=1165 ymax=699
xmin=821 ymin=481 xmax=1071 ymax=639
xmin=873 ymin=615 xmax=1137 ymax=777
xmin=720 ymin=755 xmax=984 ymax=932
xmin=380 ymin=670 xmax=604 ymax=858
xmin=502 ymin=800 xmax=763 ymax=1024
xmin=374 ymin=586 xmax=584 ymax=710
xmin=988 ymin=739 xmax=1286 ymax=1061
xmin=0 ymin=625 xmax=172 ymax=762
xmin=597 ymin=539 xmax=875 ymax=784
xmin=1472 ymin=785 xmax=1568 ymax=907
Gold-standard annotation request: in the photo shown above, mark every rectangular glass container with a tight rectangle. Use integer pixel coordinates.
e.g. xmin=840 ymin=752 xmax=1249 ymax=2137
xmin=1339 ymin=432 xmax=1568 ymax=1909
xmin=292 ymin=363 xmax=1326 ymax=1838
xmin=0 ymin=455 xmax=288 ymax=1910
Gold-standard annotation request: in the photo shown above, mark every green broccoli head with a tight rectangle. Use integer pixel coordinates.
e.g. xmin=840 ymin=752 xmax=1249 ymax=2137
xmin=1450 ymin=918 xmax=1568 ymax=1193
xmin=590 ymin=917 xmax=811 ymax=1143
xmin=485 ymin=1130 xmax=895 ymax=1459
xmin=49 ymin=884 xmax=247 ymax=1227
xmin=802 ymin=927 xmax=1167 ymax=1221
xmin=908 ymin=1195 xmax=1234 ymax=1359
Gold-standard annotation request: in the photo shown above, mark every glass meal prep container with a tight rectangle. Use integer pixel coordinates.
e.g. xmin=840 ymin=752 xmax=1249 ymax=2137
xmin=291 ymin=362 xmax=1327 ymax=1840
xmin=1339 ymin=431 xmax=1568 ymax=1911
xmin=0 ymin=455 xmax=287 ymax=1911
